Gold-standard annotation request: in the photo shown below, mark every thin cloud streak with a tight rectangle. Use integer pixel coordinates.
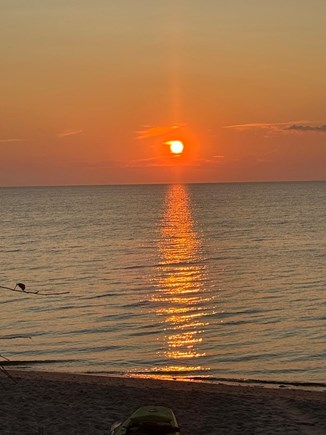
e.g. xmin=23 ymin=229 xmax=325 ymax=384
xmin=125 ymin=154 xmax=226 ymax=167
xmin=124 ymin=157 xmax=180 ymax=168
xmin=136 ymin=124 xmax=186 ymax=139
xmin=0 ymin=138 xmax=25 ymax=143
xmin=223 ymin=121 xmax=326 ymax=133
xmin=223 ymin=121 xmax=308 ymax=131
xmin=57 ymin=129 xmax=83 ymax=138
xmin=81 ymin=155 xmax=225 ymax=170
xmin=81 ymin=158 xmax=172 ymax=169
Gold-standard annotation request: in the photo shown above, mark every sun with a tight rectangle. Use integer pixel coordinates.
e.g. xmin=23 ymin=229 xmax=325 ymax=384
xmin=166 ymin=140 xmax=184 ymax=155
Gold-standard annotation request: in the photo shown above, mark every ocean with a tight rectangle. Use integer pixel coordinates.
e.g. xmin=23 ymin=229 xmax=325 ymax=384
xmin=0 ymin=182 xmax=325 ymax=387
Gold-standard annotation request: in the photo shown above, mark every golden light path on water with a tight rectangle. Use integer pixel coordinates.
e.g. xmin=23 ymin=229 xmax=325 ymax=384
xmin=151 ymin=184 xmax=213 ymax=376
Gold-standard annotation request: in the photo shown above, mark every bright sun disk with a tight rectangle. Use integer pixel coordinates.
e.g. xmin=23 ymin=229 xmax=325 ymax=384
xmin=166 ymin=140 xmax=184 ymax=154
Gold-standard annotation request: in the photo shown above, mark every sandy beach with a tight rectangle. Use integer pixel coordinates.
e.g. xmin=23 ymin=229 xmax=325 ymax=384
xmin=0 ymin=370 xmax=325 ymax=434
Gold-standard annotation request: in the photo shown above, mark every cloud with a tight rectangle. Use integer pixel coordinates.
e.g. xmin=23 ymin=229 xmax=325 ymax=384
xmin=223 ymin=122 xmax=279 ymax=130
xmin=124 ymin=157 xmax=174 ymax=168
xmin=124 ymin=154 xmax=226 ymax=169
xmin=187 ymin=156 xmax=225 ymax=166
xmin=81 ymin=157 xmax=169 ymax=169
xmin=57 ymin=129 xmax=83 ymax=138
xmin=285 ymin=124 xmax=326 ymax=132
xmin=0 ymin=138 xmax=25 ymax=143
xmin=223 ymin=121 xmax=307 ymax=131
xmin=223 ymin=121 xmax=326 ymax=133
xmin=137 ymin=124 xmax=186 ymax=139
xmin=79 ymin=159 xmax=123 ymax=169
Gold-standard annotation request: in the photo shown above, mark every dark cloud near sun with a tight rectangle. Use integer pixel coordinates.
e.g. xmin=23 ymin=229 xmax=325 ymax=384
xmin=285 ymin=124 xmax=326 ymax=132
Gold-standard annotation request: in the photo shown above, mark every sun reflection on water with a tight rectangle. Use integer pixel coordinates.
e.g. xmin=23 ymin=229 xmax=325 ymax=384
xmin=152 ymin=184 xmax=212 ymax=373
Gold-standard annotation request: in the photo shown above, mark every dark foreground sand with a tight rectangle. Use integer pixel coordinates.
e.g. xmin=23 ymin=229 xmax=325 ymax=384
xmin=1 ymin=370 xmax=325 ymax=434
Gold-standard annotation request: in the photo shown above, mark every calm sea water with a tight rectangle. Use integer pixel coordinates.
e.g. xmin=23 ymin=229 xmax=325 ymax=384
xmin=0 ymin=182 xmax=325 ymax=387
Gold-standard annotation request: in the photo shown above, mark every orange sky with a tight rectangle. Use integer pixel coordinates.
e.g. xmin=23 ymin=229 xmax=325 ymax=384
xmin=1 ymin=1 xmax=325 ymax=186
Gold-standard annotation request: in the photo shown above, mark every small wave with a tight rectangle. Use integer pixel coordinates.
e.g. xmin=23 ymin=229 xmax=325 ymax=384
xmin=130 ymin=366 xmax=209 ymax=377
xmin=116 ymin=263 xmax=157 ymax=270
xmin=187 ymin=376 xmax=326 ymax=390
xmin=82 ymin=292 xmax=117 ymax=301
xmin=121 ymin=303 xmax=151 ymax=311
xmin=1 ymin=358 xmax=76 ymax=367
xmin=124 ymin=371 xmax=326 ymax=390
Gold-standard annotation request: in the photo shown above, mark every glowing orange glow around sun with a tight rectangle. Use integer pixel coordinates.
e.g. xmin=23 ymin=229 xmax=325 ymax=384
xmin=166 ymin=140 xmax=184 ymax=154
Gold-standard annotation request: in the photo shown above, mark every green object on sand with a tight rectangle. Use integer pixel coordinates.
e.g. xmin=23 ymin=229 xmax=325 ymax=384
xmin=111 ymin=405 xmax=180 ymax=435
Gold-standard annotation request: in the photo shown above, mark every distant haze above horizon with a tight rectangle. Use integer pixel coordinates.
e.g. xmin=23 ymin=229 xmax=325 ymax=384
xmin=1 ymin=1 xmax=325 ymax=186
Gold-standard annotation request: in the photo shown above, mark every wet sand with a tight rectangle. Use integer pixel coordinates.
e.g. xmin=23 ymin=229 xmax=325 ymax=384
xmin=1 ymin=370 xmax=325 ymax=434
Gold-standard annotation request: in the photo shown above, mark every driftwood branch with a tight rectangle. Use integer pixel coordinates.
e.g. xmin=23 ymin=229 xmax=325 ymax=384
xmin=0 ymin=354 xmax=10 ymax=362
xmin=0 ymin=355 xmax=19 ymax=383
xmin=0 ymin=283 xmax=69 ymax=296
xmin=0 ymin=365 xmax=18 ymax=383
xmin=1 ymin=281 xmax=69 ymax=385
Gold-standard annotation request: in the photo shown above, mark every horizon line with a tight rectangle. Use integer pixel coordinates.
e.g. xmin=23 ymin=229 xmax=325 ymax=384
xmin=0 ymin=179 xmax=325 ymax=189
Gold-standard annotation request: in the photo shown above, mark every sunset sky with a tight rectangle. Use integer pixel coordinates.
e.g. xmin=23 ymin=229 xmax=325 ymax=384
xmin=1 ymin=0 xmax=326 ymax=186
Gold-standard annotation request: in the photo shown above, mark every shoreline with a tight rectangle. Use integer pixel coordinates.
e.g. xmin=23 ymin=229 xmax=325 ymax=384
xmin=1 ymin=369 xmax=325 ymax=434
xmin=6 ymin=368 xmax=326 ymax=398
xmin=3 ymin=360 xmax=326 ymax=391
